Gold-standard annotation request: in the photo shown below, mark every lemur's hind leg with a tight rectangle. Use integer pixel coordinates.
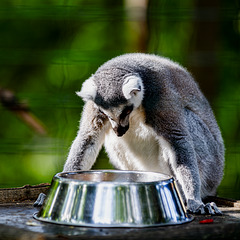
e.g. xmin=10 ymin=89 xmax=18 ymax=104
xmin=184 ymin=108 xmax=223 ymax=215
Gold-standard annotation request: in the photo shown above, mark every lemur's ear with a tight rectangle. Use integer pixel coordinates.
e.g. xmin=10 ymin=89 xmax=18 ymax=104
xmin=76 ymin=76 xmax=97 ymax=101
xmin=122 ymin=75 xmax=144 ymax=107
xmin=122 ymin=75 xmax=144 ymax=98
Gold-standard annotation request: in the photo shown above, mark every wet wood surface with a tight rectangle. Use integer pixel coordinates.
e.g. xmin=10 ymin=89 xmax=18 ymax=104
xmin=0 ymin=185 xmax=240 ymax=240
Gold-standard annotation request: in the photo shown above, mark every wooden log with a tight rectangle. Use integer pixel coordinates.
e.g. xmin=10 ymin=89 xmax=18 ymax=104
xmin=0 ymin=183 xmax=50 ymax=203
xmin=204 ymin=196 xmax=240 ymax=208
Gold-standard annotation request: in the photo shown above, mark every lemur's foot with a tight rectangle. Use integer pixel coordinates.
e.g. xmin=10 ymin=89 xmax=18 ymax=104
xmin=187 ymin=200 xmax=222 ymax=215
xmin=33 ymin=193 xmax=46 ymax=207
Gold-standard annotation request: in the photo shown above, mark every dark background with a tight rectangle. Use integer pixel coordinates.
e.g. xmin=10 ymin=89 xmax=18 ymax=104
xmin=0 ymin=0 xmax=239 ymax=200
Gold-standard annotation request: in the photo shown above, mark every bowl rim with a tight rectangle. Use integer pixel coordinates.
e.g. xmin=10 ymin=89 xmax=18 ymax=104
xmin=33 ymin=212 xmax=194 ymax=228
xmin=54 ymin=170 xmax=174 ymax=186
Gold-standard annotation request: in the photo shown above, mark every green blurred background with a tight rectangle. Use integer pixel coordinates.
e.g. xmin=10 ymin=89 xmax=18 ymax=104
xmin=0 ymin=0 xmax=239 ymax=199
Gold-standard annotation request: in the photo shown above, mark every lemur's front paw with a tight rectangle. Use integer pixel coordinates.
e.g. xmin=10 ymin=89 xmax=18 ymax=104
xmin=33 ymin=193 xmax=46 ymax=207
xmin=194 ymin=202 xmax=222 ymax=215
xmin=187 ymin=199 xmax=222 ymax=215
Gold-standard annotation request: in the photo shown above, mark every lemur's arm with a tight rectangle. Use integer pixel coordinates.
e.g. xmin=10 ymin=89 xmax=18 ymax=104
xmin=169 ymin=127 xmax=222 ymax=215
xmin=64 ymin=101 xmax=109 ymax=172
xmin=34 ymin=101 xmax=108 ymax=207
xmin=170 ymin=134 xmax=202 ymax=208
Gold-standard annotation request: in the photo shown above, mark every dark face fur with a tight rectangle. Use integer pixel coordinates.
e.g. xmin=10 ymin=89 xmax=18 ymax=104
xmin=99 ymin=105 xmax=134 ymax=137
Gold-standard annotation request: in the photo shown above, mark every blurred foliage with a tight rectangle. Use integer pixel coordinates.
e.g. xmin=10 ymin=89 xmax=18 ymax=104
xmin=0 ymin=0 xmax=239 ymax=199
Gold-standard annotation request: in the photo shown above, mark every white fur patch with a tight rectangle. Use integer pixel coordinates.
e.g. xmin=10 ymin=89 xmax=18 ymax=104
xmin=122 ymin=75 xmax=144 ymax=108
xmin=76 ymin=76 xmax=97 ymax=101
xmin=104 ymin=108 xmax=175 ymax=175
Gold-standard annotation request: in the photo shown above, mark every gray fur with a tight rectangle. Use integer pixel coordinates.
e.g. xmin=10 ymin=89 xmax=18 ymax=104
xmin=64 ymin=53 xmax=225 ymax=215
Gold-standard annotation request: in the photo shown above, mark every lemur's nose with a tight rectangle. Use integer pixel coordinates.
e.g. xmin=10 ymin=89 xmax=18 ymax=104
xmin=113 ymin=124 xmax=129 ymax=137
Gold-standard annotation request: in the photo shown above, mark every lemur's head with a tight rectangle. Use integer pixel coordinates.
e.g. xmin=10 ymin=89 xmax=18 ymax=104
xmin=77 ymin=70 xmax=144 ymax=137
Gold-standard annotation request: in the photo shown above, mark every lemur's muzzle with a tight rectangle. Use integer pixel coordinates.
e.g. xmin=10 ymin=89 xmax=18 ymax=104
xmin=113 ymin=124 xmax=129 ymax=137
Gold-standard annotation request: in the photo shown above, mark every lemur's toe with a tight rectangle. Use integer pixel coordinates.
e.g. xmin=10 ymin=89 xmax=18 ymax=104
xmin=209 ymin=202 xmax=222 ymax=215
xmin=204 ymin=203 xmax=215 ymax=215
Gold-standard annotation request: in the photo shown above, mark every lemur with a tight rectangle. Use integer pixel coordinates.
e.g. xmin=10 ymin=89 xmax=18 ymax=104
xmin=54 ymin=53 xmax=225 ymax=215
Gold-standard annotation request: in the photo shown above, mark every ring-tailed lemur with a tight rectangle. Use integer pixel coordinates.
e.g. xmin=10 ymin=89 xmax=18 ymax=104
xmin=64 ymin=53 xmax=225 ymax=215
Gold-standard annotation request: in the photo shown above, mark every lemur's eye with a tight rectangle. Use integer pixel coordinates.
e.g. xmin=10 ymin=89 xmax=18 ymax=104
xmin=99 ymin=108 xmax=114 ymax=121
xmin=126 ymin=109 xmax=131 ymax=115
xmin=125 ymin=105 xmax=134 ymax=115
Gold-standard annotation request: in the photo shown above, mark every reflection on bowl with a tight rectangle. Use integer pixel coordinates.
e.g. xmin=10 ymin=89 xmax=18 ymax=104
xmin=34 ymin=170 xmax=193 ymax=227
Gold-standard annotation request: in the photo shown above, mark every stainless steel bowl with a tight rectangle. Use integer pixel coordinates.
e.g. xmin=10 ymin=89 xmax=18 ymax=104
xmin=34 ymin=170 xmax=193 ymax=227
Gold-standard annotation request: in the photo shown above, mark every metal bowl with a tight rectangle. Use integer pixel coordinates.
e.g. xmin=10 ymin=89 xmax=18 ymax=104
xmin=34 ymin=170 xmax=193 ymax=227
